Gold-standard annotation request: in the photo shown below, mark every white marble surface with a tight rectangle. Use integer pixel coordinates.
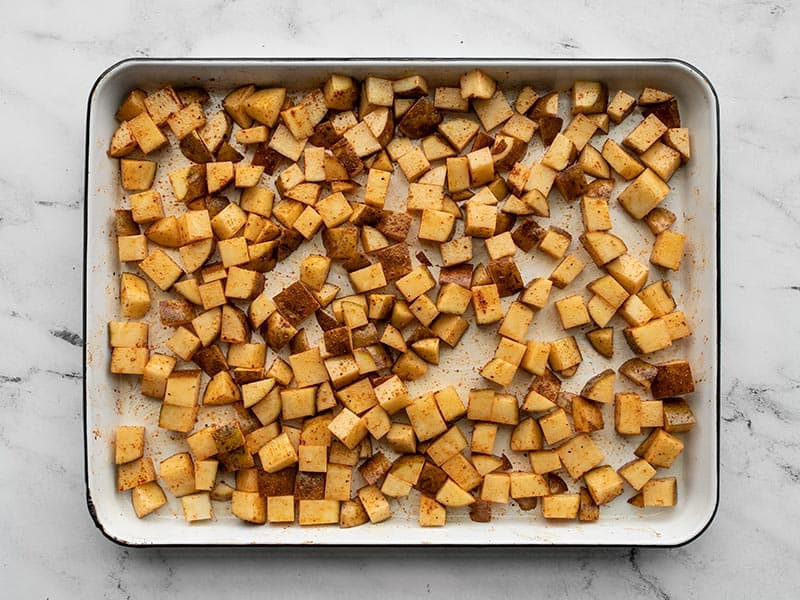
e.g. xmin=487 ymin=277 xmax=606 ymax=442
xmin=2 ymin=0 xmax=798 ymax=597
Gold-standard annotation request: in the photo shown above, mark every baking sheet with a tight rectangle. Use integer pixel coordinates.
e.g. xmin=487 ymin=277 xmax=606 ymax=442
xmin=84 ymin=58 xmax=719 ymax=546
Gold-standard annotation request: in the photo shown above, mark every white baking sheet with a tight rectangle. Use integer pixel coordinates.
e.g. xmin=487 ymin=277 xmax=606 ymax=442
xmin=84 ymin=59 xmax=719 ymax=546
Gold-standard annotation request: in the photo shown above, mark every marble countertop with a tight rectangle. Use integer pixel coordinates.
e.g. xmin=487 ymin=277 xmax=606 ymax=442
xmin=3 ymin=0 xmax=799 ymax=597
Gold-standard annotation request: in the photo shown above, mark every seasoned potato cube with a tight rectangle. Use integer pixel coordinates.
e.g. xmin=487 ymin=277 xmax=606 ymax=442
xmin=529 ymin=450 xmax=562 ymax=474
xmin=131 ymin=481 xmax=167 ymax=518
xmin=467 ymin=147 xmax=495 ymax=187
xmin=618 ymin=169 xmax=670 ymax=219
xmin=464 ymin=202 xmax=497 ymax=239
xmin=601 ymin=139 xmax=644 ymax=180
xmin=110 ymin=347 xmax=149 ymax=375
xmin=623 ymin=114 xmax=668 ymax=154
xmin=555 ymin=295 xmax=590 ymax=329
xmin=231 ymin=490 xmax=267 ymax=524
xmin=460 ymin=69 xmax=496 ymax=99
xmin=471 ymin=284 xmax=503 ymax=325
xmin=557 ymin=433 xmax=604 ymax=480
xmin=580 ymin=196 xmax=612 ymax=232
xmin=117 ymin=456 xmax=157 ymax=492
xmin=583 ymin=465 xmax=625 ymax=505
xmin=538 ymin=408 xmax=572 ymax=445
xmin=395 ymin=265 xmax=436 ymax=301
xmin=642 ymin=477 xmax=677 ymax=507
xmin=127 ymin=111 xmax=168 ymax=154
xmin=480 ymin=473 xmax=510 ymax=504
xmin=624 ymin=319 xmax=673 ymax=355
xmin=618 ymin=459 xmax=657 ymax=491
xmin=651 ymin=360 xmax=695 ymax=398
xmin=607 ymin=254 xmax=650 ymax=294
xmin=357 ymin=485 xmax=392 ymax=523
xmin=615 ymin=392 xmax=642 ymax=435
xmin=418 ymin=209 xmax=455 ymax=242
xmin=548 ymin=336 xmax=582 ymax=372
xmin=619 ymin=294 xmax=655 ymax=327
xmin=181 ymin=492 xmax=213 ymax=522
xmin=538 ymin=227 xmax=572 ymax=259
xmin=541 ymin=133 xmax=576 ymax=171
xmin=635 ymin=428 xmax=684 ymax=468
xmin=607 ymin=90 xmax=636 ymax=123
xmin=258 ymin=432 xmax=299 ymax=473
xmin=159 ymin=452 xmax=196 ymax=497
xmin=473 ymin=90 xmax=514 ymax=131
xmin=549 ymin=254 xmax=585 ymax=289
xmin=419 ymin=495 xmax=446 ymax=527
xmin=651 ymin=230 xmax=686 ymax=271
xmin=542 ymin=494 xmax=580 ymax=519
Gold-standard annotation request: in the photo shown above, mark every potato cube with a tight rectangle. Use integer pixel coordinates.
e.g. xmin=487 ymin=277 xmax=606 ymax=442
xmin=357 ymin=485 xmax=392 ymax=523
xmin=369 ymin=376 xmax=408 ymax=416
xmin=651 ymin=230 xmax=686 ymax=271
xmin=607 ymin=254 xmax=650 ymax=294
xmin=328 ymin=408 xmax=368 ymax=449
xmin=538 ymin=227 xmax=572 ymax=259
xmin=117 ymin=234 xmax=148 ymax=263
xmin=470 ymin=422 xmax=498 ymax=455
xmin=127 ymin=111 xmax=168 ymax=154
xmin=434 ymin=478 xmax=476 ymax=507
xmin=131 ymin=481 xmax=167 ymax=518
xmin=464 ymin=202 xmax=497 ymax=239
xmin=611 ymin=392 xmax=642 ymax=436
xmin=395 ymin=265 xmax=435 ymax=302
xmin=469 ymin=284 xmax=501 ymax=325
xmin=418 ymin=209 xmax=455 ymax=243
xmin=635 ymin=428 xmax=684 ymax=468
xmin=472 ymin=89 xmax=514 ymax=131
xmin=465 ymin=147 xmax=494 ymax=187
xmin=548 ymin=336 xmax=582 ymax=372
xmin=480 ymin=473 xmax=510 ymax=504
xmin=618 ymin=169 xmax=671 ymax=219
xmin=606 ymin=90 xmax=636 ymax=123
xmin=555 ymin=295 xmax=591 ymax=329
xmin=258 ymin=432 xmax=299 ymax=473
xmin=642 ymin=477 xmax=677 ymax=507
xmin=159 ymin=452 xmax=196 ymax=497
xmin=480 ymin=358 xmax=517 ymax=386
xmin=537 ymin=408 xmax=571 ymax=445
xmin=624 ymin=319 xmax=673 ymax=355
xmin=194 ymin=459 xmax=219 ymax=492
xmin=583 ymin=465 xmax=625 ymax=505
xmin=520 ymin=340 xmax=551 ymax=377
xmin=623 ymin=114 xmax=668 ymax=154
xmin=281 ymin=387 xmax=317 ymax=420
xmin=638 ymin=400 xmax=664 ymax=429
xmin=664 ymin=127 xmax=691 ymax=162
xmin=519 ymin=277 xmax=552 ymax=309
xmin=562 ymin=114 xmax=598 ymax=152
xmin=541 ymin=133 xmax=576 ymax=171
xmin=110 ymin=347 xmax=149 ymax=375
xmin=618 ymin=459 xmax=657 ymax=491
xmin=181 ymin=492 xmax=213 ymax=522
xmin=529 ymin=450 xmax=561 ymax=474
xmin=117 ymin=457 xmax=156 ymax=492
xmin=442 ymin=453 xmax=483 ymax=492
xmin=113 ymin=425 xmax=145 ymax=465
xmin=262 ymin=495 xmax=294 ymax=523
xmin=298 ymin=445 xmax=327 ymax=473
xmin=542 ymin=494 xmax=580 ymax=519
xmin=580 ymin=231 xmax=628 ymax=266
xmin=418 ymin=495 xmax=446 ymax=527
xmin=435 ymin=282 xmax=472 ymax=316
xmin=404 ymin=393 xmax=446 ymax=442
xmin=396 ymin=146 xmax=430 ymax=182
xmin=640 ymin=141 xmax=681 ymax=182
xmin=601 ymin=138 xmax=644 ymax=180
xmin=620 ymin=294 xmax=655 ymax=327
xmin=549 ymin=254 xmax=585 ymax=289
xmin=580 ymin=196 xmax=612 ymax=232
xmin=231 ymin=490 xmax=267 ymax=524
xmin=557 ymin=433 xmax=604 ymax=480
xmin=140 ymin=353 xmax=176 ymax=399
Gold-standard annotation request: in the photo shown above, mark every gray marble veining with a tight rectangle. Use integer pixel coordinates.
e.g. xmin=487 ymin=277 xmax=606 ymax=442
xmin=2 ymin=0 xmax=799 ymax=597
